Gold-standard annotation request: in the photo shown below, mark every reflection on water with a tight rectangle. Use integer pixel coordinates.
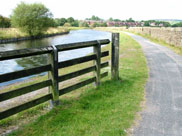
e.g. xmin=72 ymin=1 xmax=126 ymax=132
xmin=0 ymin=29 xmax=111 ymax=86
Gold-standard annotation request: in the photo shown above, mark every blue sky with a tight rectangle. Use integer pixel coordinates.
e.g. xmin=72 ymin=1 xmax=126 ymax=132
xmin=0 ymin=0 xmax=181 ymax=20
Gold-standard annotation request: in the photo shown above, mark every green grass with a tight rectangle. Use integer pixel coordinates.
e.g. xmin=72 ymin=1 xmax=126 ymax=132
xmin=6 ymin=32 xmax=148 ymax=136
xmin=96 ymin=27 xmax=182 ymax=55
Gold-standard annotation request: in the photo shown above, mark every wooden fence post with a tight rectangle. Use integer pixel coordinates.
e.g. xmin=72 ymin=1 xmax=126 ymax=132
xmin=93 ymin=41 xmax=101 ymax=87
xmin=111 ymin=33 xmax=119 ymax=80
xmin=48 ymin=45 xmax=59 ymax=108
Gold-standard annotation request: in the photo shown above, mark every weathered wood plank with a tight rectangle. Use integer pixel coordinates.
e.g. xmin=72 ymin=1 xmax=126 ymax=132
xmin=111 ymin=33 xmax=119 ymax=80
xmin=100 ymin=72 xmax=108 ymax=78
xmin=0 ymin=79 xmax=52 ymax=102
xmin=0 ymin=94 xmax=52 ymax=120
xmin=101 ymin=61 xmax=109 ymax=68
xmin=0 ymin=46 xmax=53 ymax=61
xmin=93 ymin=43 xmax=101 ymax=87
xmin=0 ymin=39 xmax=109 ymax=61
xmin=0 ymin=51 xmax=108 ymax=83
xmin=59 ymin=77 xmax=96 ymax=96
xmin=58 ymin=61 xmax=108 ymax=83
xmin=48 ymin=46 xmax=59 ymax=107
xmin=101 ymin=51 xmax=109 ymax=57
xmin=56 ymin=39 xmax=110 ymax=52
xmin=58 ymin=51 xmax=109 ymax=69
xmin=58 ymin=66 xmax=96 ymax=82
xmin=59 ymin=72 xmax=108 ymax=96
xmin=58 ymin=54 xmax=96 ymax=68
xmin=0 ymin=62 xmax=108 ymax=102
xmin=0 ymin=64 xmax=51 ymax=83
xmin=0 ymin=72 xmax=108 ymax=120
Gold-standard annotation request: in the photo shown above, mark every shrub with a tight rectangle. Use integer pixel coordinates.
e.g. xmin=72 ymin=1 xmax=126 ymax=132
xmin=79 ymin=22 xmax=89 ymax=27
xmin=63 ymin=23 xmax=71 ymax=27
xmin=55 ymin=18 xmax=67 ymax=26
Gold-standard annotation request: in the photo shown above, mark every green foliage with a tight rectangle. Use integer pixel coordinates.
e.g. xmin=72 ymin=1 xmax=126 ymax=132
xmin=67 ymin=17 xmax=75 ymax=23
xmin=71 ymin=20 xmax=79 ymax=27
xmin=101 ymin=22 xmax=107 ymax=27
xmin=108 ymin=18 xmax=123 ymax=22
xmin=10 ymin=2 xmax=53 ymax=36
xmin=113 ymin=19 xmax=121 ymax=22
xmin=172 ymin=22 xmax=182 ymax=27
xmin=144 ymin=20 xmax=171 ymax=27
xmin=79 ymin=22 xmax=89 ymax=27
xmin=155 ymin=21 xmax=171 ymax=27
xmin=91 ymin=15 xmax=101 ymax=21
xmin=55 ymin=18 xmax=67 ymax=26
xmin=63 ymin=23 xmax=71 ymax=27
xmin=144 ymin=21 xmax=150 ymax=26
xmin=0 ymin=15 xmax=11 ymax=28
xmin=126 ymin=18 xmax=135 ymax=22
xmin=92 ymin=22 xmax=98 ymax=27
xmin=162 ymin=22 xmax=171 ymax=27
xmin=86 ymin=15 xmax=103 ymax=21
xmin=114 ymin=23 xmax=119 ymax=27
xmin=92 ymin=22 xmax=107 ymax=27
xmin=54 ymin=17 xmax=79 ymax=27
xmin=108 ymin=17 xmax=113 ymax=21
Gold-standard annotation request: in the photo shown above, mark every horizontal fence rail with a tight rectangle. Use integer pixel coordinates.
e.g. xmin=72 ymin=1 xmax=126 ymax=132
xmin=58 ymin=51 xmax=109 ymax=69
xmin=56 ymin=39 xmax=110 ymax=51
xmin=59 ymin=72 xmax=108 ymax=96
xmin=0 ymin=37 xmax=117 ymax=120
xmin=0 ymin=79 xmax=52 ymax=102
xmin=0 ymin=73 xmax=108 ymax=120
xmin=0 ymin=46 xmax=53 ymax=61
xmin=58 ymin=61 xmax=109 ymax=83
xmin=0 ymin=39 xmax=109 ymax=61
xmin=0 ymin=94 xmax=53 ymax=120
xmin=0 ymin=64 xmax=51 ymax=83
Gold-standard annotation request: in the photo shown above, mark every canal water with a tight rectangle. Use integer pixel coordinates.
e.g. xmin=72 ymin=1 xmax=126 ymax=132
xmin=0 ymin=29 xmax=111 ymax=87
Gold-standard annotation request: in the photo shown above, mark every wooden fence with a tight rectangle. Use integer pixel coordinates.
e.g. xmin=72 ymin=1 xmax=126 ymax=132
xmin=0 ymin=33 xmax=119 ymax=120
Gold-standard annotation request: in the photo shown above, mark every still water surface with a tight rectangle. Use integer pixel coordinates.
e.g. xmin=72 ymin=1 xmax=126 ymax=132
xmin=0 ymin=29 xmax=111 ymax=86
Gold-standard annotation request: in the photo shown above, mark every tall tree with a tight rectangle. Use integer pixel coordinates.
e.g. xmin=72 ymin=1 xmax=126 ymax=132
xmin=0 ymin=15 xmax=11 ymax=28
xmin=55 ymin=18 xmax=67 ymax=26
xmin=67 ymin=17 xmax=75 ymax=23
xmin=11 ymin=2 xmax=54 ymax=36
xmin=126 ymin=18 xmax=135 ymax=22
xmin=172 ymin=22 xmax=182 ymax=27
xmin=108 ymin=17 xmax=113 ymax=22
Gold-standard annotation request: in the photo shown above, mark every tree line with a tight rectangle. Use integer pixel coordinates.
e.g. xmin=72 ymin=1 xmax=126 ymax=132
xmin=0 ymin=2 xmax=82 ymax=36
xmin=0 ymin=15 xmax=11 ymax=28
xmin=0 ymin=2 xmax=182 ymax=36
xmin=54 ymin=17 xmax=79 ymax=27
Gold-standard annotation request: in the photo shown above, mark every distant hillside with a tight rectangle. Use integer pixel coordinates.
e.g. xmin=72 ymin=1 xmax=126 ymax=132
xmin=155 ymin=19 xmax=182 ymax=25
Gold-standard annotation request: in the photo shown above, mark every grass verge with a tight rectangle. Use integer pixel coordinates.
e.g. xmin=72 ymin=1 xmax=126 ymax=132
xmin=96 ymin=27 xmax=182 ymax=55
xmin=4 ymin=31 xmax=148 ymax=136
xmin=134 ymin=33 xmax=182 ymax=55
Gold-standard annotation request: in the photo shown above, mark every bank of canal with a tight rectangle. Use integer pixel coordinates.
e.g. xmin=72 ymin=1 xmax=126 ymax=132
xmin=0 ymin=29 xmax=111 ymax=87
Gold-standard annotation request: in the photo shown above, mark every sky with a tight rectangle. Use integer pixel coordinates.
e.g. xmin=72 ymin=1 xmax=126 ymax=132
xmin=0 ymin=0 xmax=181 ymax=21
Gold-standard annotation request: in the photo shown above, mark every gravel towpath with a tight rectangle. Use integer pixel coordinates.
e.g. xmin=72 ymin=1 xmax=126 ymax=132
xmin=125 ymin=32 xmax=182 ymax=136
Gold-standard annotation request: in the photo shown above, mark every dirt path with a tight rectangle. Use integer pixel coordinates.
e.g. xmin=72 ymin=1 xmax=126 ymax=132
xmin=125 ymin=32 xmax=182 ymax=136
